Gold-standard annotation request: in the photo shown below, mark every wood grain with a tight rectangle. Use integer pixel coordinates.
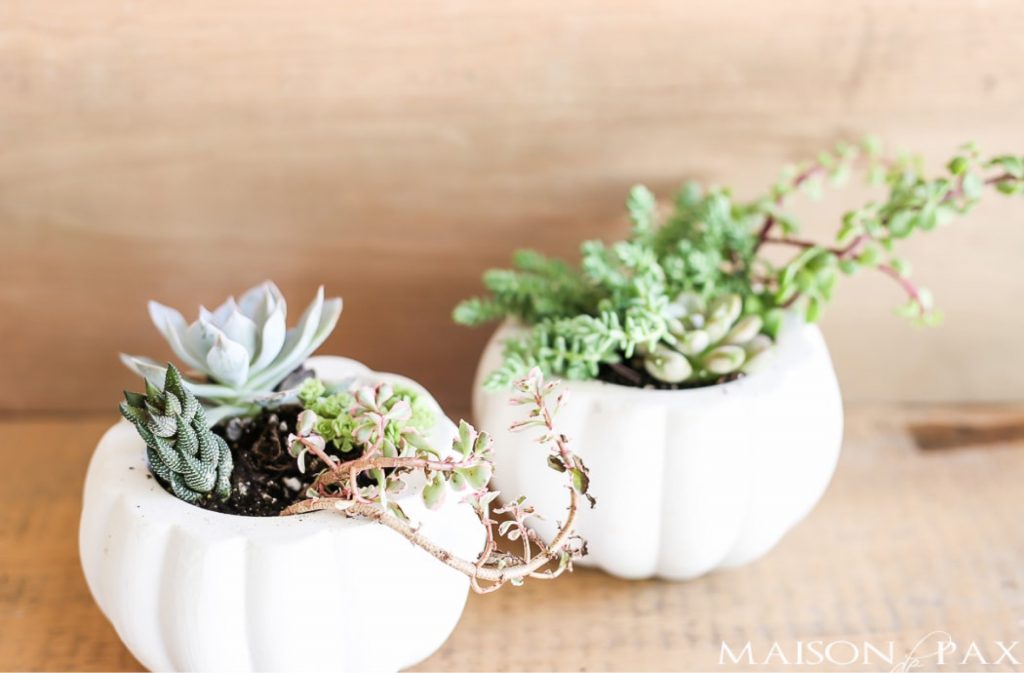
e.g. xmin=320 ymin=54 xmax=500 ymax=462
xmin=2 ymin=1 xmax=1024 ymax=413
xmin=2 ymin=404 xmax=1023 ymax=671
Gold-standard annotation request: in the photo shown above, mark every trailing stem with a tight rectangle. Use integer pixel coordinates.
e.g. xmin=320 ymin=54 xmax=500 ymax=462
xmin=281 ymin=368 xmax=592 ymax=593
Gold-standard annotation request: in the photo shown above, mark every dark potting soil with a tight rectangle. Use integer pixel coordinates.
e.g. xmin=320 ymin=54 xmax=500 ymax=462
xmin=148 ymin=404 xmax=371 ymax=518
xmin=143 ymin=405 xmax=323 ymax=517
xmin=597 ymin=358 xmax=744 ymax=391
xmin=197 ymin=406 xmax=311 ymax=516
xmin=189 ymin=406 xmax=319 ymax=517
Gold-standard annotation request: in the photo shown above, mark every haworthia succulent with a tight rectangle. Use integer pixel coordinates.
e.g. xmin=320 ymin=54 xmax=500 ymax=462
xmin=120 ymin=363 xmax=234 ymax=504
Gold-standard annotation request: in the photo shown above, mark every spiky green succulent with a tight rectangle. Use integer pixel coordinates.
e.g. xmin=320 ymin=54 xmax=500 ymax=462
xmin=119 ymin=363 xmax=234 ymax=504
xmin=642 ymin=292 xmax=772 ymax=384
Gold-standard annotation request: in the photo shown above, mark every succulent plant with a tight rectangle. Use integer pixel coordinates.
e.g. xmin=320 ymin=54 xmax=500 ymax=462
xmin=121 ymin=281 xmax=342 ymax=418
xmin=456 ymin=140 xmax=1024 ymax=390
xmin=283 ymin=368 xmax=590 ymax=593
xmin=119 ymin=363 xmax=234 ymax=503
xmin=643 ymin=291 xmax=772 ymax=384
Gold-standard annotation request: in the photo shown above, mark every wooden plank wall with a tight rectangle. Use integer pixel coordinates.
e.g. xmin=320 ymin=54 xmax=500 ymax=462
xmin=2 ymin=0 xmax=1023 ymax=414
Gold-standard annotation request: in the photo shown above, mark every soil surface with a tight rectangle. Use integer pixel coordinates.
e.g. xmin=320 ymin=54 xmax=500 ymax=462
xmin=149 ymin=404 xmax=371 ymax=517
xmin=597 ymin=358 xmax=744 ymax=390
xmin=166 ymin=406 xmax=324 ymax=517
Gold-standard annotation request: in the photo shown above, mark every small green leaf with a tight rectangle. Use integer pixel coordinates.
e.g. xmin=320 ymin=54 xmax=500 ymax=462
xmin=805 ymin=297 xmax=823 ymax=323
xmin=895 ymin=300 xmax=920 ymax=319
xmin=988 ymin=155 xmax=1024 ymax=179
xmin=800 ymin=176 xmax=824 ymax=200
xmin=838 ymin=259 xmax=858 ymax=276
xmin=887 ymin=210 xmax=914 ymax=238
xmin=921 ymin=309 xmax=944 ymax=327
xmin=837 ymin=220 xmax=860 ymax=246
xmin=962 ymin=173 xmax=983 ymax=200
xmin=703 ymin=345 xmax=746 ymax=374
xmin=857 ymin=245 xmax=881 ymax=267
xmin=547 ymin=455 xmax=567 ymax=472
xmin=817 ymin=267 xmax=838 ymax=301
xmin=626 ymin=185 xmax=658 ymax=237
xmin=449 ymin=471 xmax=467 ymax=491
xmin=570 ymin=467 xmax=590 ymax=496
xmin=456 ymin=463 xmax=493 ymax=490
xmin=421 ymin=473 xmax=447 ymax=510
xmin=472 ymin=430 xmax=491 ymax=456
xmin=947 ymin=156 xmax=969 ymax=176
xmin=796 ymin=269 xmax=816 ymax=293
xmin=762 ymin=309 xmax=784 ymax=339
xmin=996 ymin=180 xmax=1022 ymax=195
xmin=935 ymin=205 xmax=956 ymax=227
xmin=454 ymin=419 xmax=475 ymax=457
xmin=917 ymin=208 xmax=938 ymax=232
xmin=294 ymin=410 xmax=317 ymax=436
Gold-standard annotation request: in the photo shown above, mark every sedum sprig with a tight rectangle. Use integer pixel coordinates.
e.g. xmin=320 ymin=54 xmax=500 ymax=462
xmin=760 ymin=143 xmax=1024 ymax=324
xmin=456 ymin=140 xmax=1024 ymax=389
xmin=281 ymin=368 xmax=592 ymax=593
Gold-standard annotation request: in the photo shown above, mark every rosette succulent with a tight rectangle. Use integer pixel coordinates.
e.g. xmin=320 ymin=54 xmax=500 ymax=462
xmin=642 ymin=292 xmax=772 ymax=384
xmin=121 ymin=281 xmax=342 ymax=420
xmin=119 ymin=363 xmax=234 ymax=503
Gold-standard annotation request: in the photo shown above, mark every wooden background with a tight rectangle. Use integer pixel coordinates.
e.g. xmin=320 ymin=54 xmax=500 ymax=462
xmin=2 ymin=0 xmax=1024 ymax=415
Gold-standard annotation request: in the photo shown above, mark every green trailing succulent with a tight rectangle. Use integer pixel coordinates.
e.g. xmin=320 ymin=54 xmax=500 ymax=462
xmin=283 ymin=367 xmax=591 ymax=592
xmin=290 ymin=378 xmax=437 ymax=471
xmin=119 ymin=363 xmax=234 ymax=503
xmin=456 ymin=140 xmax=1024 ymax=389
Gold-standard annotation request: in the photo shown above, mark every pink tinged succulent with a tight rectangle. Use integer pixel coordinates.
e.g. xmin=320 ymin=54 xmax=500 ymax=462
xmin=121 ymin=281 xmax=342 ymax=407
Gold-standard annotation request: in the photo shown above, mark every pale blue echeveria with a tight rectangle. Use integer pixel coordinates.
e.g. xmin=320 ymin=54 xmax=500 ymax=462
xmin=121 ymin=281 xmax=342 ymax=424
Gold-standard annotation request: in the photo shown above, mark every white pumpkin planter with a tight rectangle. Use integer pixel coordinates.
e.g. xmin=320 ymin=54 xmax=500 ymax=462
xmin=80 ymin=356 xmax=484 ymax=673
xmin=473 ymin=317 xmax=843 ymax=580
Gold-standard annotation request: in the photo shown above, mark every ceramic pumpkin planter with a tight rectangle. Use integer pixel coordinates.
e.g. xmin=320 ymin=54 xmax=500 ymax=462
xmin=459 ymin=141 xmax=1021 ymax=579
xmin=472 ymin=316 xmax=843 ymax=580
xmin=80 ymin=356 xmax=485 ymax=673
xmin=85 ymin=281 xmax=591 ymax=672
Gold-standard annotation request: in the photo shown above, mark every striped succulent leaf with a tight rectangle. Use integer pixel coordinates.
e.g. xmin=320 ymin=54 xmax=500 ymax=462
xmin=120 ymin=363 xmax=234 ymax=504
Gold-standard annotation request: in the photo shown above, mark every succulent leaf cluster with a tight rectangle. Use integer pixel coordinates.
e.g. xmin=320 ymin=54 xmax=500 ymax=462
xmin=283 ymin=367 xmax=591 ymax=592
xmin=290 ymin=379 xmax=444 ymax=511
xmin=291 ymin=378 xmax=435 ymax=467
xmin=119 ymin=364 xmax=233 ymax=503
xmin=121 ymin=281 xmax=342 ymax=421
xmin=642 ymin=292 xmax=772 ymax=384
xmin=419 ymin=419 xmax=494 ymax=512
xmin=456 ymin=140 xmax=1024 ymax=389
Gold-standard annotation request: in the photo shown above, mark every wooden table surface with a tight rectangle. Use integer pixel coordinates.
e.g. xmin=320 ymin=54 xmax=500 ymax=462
xmin=2 ymin=404 xmax=1023 ymax=672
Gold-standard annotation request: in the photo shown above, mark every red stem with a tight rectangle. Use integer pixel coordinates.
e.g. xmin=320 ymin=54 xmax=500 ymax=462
xmin=753 ymin=163 xmax=828 ymax=253
xmin=877 ymin=263 xmax=926 ymax=312
xmin=758 ymin=167 xmax=1017 ymax=315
